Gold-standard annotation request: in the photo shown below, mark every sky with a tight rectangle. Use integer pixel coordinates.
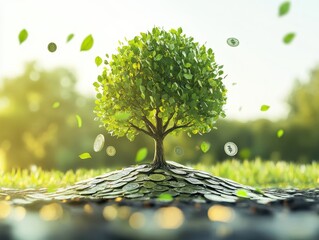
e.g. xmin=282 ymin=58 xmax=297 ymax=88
xmin=0 ymin=0 xmax=319 ymax=121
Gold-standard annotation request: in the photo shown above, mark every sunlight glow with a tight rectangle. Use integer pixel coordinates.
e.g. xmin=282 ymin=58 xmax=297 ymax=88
xmin=208 ymin=205 xmax=235 ymax=222
xmin=154 ymin=207 xmax=184 ymax=229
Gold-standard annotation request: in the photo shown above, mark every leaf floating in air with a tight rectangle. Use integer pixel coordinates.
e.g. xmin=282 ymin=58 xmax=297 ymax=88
xmin=283 ymin=32 xmax=296 ymax=44
xmin=260 ymin=105 xmax=270 ymax=112
xmin=79 ymin=152 xmax=92 ymax=160
xmin=277 ymin=129 xmax=284 ymax=138
xmin=95 ymin=56 xmax=102 ymax=67
xmin=236 ymin=189 xmax=249 ymax=198
xmin=75 ymin=114 xmax=82 ymax=128
xmin=52 ymin=102 xmax=60 ymax=109
xmin=80 ymin=34 xmax=94 ymax=51
xmin=66 ymin=33 xmax=74 ymax=43
xmin=18 ymin=29 xmax=28 ymax=44
xmin=279 ymin=1 xmax=290 ymax=17
xmin=114 ymin=111 xmax=131 ymax=121
xmin=200 ymin=141 xmax=211 ymax=153
xmin=135 ymin=148 xmax=148 ymax=162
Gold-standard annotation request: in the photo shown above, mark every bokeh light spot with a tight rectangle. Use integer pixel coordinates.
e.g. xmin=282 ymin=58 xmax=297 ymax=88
xmin=208 ymin=205 xmax=235 ymax=222
xmin=39 ymin=203 xmax=63 ymax=221
xmin=154 ymin=207 xmax=184 ymax=229
xmin=129 ymin=212 xmax=145 ymax=229
xmin=103 ymin=205 xmax=117 ymax=221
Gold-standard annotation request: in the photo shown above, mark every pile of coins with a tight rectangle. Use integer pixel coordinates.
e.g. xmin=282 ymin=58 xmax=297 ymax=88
xmin=40 ymin=161 xmax=290 ymax=204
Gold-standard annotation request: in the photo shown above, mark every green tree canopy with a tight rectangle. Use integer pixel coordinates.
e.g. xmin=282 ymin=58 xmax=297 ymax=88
xmin=94 ymin=27 xmax=227 ymax=169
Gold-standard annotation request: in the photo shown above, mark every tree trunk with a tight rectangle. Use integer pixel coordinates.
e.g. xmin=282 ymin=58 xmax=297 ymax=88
xmin=151 ymin=137 xmax=169 ymax=169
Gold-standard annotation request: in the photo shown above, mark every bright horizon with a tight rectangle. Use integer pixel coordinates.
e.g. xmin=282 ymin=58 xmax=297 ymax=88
xmin=1 ymin=0 xmax=319 ymax=121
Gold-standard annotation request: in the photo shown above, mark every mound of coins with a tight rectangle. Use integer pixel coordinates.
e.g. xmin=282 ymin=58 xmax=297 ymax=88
xmin=35 ymin=161 xmax=293 ymax=205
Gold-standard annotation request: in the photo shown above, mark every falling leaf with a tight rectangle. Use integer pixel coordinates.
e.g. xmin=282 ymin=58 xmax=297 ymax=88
xmin=66 ymin=33 xmax=74 ymax=43
xmin=236 ymin=189 xmax=249 ymax=198
xmin=277 ymin=129 xmax=284 ymax=138
xmin=157 ymin=193 xmax=173 ymax=202
xmin=75 ymin=114 xmax=82 ymax=128
xmin=79 ymin=152 xmax=92 ymax=159
xmin=283 ymin=33 xmax=296 ymax=44
xmin=135 ymin=148 xmax=148 ymax=162
xmin=80 ymin=34 xmax=94 ymax=51
xmin=200 ymin=141 xmax=211 ymax=153
xmin=18 ymin=29 xmax=28 ymax=44
xmin=260 ymin=105 xmax=270 ymax=112
xmin=95 ymin=56 xmax=102 ymax=67
xmin=279 ymin=1 xmax=290 ymax=17
xmin=52 ymin=102 xmax=60 ymax=109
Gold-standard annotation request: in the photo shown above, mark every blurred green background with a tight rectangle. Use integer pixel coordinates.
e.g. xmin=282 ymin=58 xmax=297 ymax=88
xmin=1 ymin=62 xmax=319 ymax=171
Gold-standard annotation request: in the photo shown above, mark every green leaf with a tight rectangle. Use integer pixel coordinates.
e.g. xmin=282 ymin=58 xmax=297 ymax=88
xmin=236 ymin=189 xmax=249 ymax=198
xmin=154 ymin=54 xmax=163 ymax=61
xmin=80 ymin=34 xmax=94 ymax=51
xmin=52 ymin=102 xmax=60 ymax=109
xmin=66 ymin=33 xmax=74 ymax=43
xmin=279 ymin=1 xmax=290 ymax=17
xmin=277 ymin=129 xmax=284 ymax=138
xmin=75 ymin=114 xmax=82 ymax=128
xmin=79 ymin=152 xmax=92 ymax=160
xmin=260 ymin=105 xmax=270 ymax=112
xmin=135 ymin=147 xmax=148 ymax=162
xmin=18 ymin=29 xmax=28 ymax=44
xmin=95 ymin=56 xmax=102 ymax=67
xmin=200 ymin=141 xmax=211 ymax=153
xmin=114 ymin=111 xmax=131 ymax=121
xmin=183 ymin=73 xmax=193 ymax=80
xmin=157 ymin=193 xmax=173 ymax=202
xmin=283 ymin=32 xmax=296 ymax=44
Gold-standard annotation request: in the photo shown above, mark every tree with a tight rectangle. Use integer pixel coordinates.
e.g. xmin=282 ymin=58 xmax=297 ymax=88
xmin=94 ymin=27 xmax=227 ymax=169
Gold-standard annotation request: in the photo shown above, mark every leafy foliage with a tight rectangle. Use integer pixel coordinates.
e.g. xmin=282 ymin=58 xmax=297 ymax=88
xmin=135 ymin=147 xmax=148 ymax=162
xmin=94 ymin=27 xmax=227 ymax=143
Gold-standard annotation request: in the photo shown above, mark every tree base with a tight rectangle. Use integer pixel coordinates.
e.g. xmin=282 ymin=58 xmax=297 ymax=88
xmin=34 ymin=161 xmax=292 ymax=205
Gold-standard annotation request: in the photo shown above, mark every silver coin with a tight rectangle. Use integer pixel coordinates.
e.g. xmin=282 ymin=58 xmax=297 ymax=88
xmin=93 ymin=134 xmax=105 ymax=152
xmin=224 ymin=142 xmax=238 ymax=156
xmin=226 ymin=37 xmax=239 ymax=47
xmin=106 ymin=146 xmax=116 ymax=156
xmin=174 ymin=146 xmax=184 ymax=156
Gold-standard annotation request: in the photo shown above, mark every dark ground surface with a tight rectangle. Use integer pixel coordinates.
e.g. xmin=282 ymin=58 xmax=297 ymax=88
xmin=0 ymin=189 xmax=318 ymax=240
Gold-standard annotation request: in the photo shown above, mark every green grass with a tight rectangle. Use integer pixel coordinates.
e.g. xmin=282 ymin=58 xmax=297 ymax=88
xmin=0 ymin=159 xmax=318 ymax=191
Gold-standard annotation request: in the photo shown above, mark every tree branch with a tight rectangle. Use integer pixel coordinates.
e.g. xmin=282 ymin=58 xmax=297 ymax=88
xmin=163 ymin=121 xmax=193 ymax=137
xmin=129 ymin=123 xmax=155 ymax=138
xmin=142 ymin=116 xmax=156 ymax=134
xmin=163 ymin=111 xmax=175 ymax=131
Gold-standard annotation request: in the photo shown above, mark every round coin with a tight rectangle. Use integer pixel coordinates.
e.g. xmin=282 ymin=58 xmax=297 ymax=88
xmin=48 ymin=42 xmax=57 ymax=52
xmin=93 ymin=134 xmax=105 ymax=152
xmin=226 ymin=37 xmax=239 ymax=47
xmin=224 ymin=142 xmax=238 ymax=156
xmin=149 ymin=174 xmax=166 ymax=181
xmin=122 ymin=183 xmax=140 ymax=192
xmin=106 ymin=146 xmax=116 ymax=156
